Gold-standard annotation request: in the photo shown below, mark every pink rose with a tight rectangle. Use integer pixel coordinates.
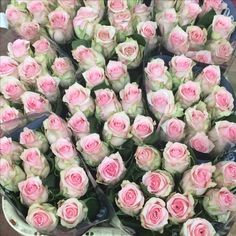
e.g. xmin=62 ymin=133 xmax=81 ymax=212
xmin=63 ymin=83 xmax=95 ymax=116
xmin=187 ymin=26 xmax=207 ymax=49
xmin=20 ymin=148 xmax=50 ymax=178
xmin=120 ymin=82 xmax=144 ymax=117
xmin=107 ymin=0 xmax=128 ymax=13
xmin=103 ymin=111 xmax=131 ymax=146
xmin=142 ymin=170 xmax=174 ymax=198
xmin=154 ymin=0 xmax=175 ymax=11
xmin=140 ymin=198 xmax=169 ymax=232
xmin=137 ymin=21 xmax=157 ymax=44
xmin=18 ymin=22 xmax=40 ymax=41
xmin=0 ymin=158 xmax=13 ymax=179
xmin=60 ymin=166 xmax=89 ymax=198
xmin=0 ymin=56 xmax=18 ymax=78
xmin=57 ymin=198 xmax=87 ymax=228
xmin=167 ymin=193 xmax=195 ymax=223
xmin=18 ymin=57 xmax=42 ymax=85
xmin=133 ymin=4 xmax=151 ymax=27
xmin=77 ymin=133 xmax=110 ymax=166
xmin=58 ymin=0 xmax=80 ymax=16
xmin=7 ymin=39 xmax=30 ymax=61
xmin=161 ymin=118 xmax=185 ymax=142
xmin=68 ymin=111 xmax=90 ymax=139
xmin=33 ymin=38 xmax=52 ymax=54
xmin=181 ymin=162 xmax=216 ymax=196
xmin=95 ymin=88 xmax=122 ymax=121
xmin=18 ymin=176 xmax=48 ymax=206
xmin=201 ymin=0 xmax=227 ymax=15
xmin=116 ymin=180 xmax=144 ymax=216
xmin=97 ymin=152 xmax=126 ymax=185
xmin=6 ymin=5 xmax=28 ymax=26
xmin=83 ymin=0 xmax=105 ymax=19
xmin=26 ymin=203 xmax=58 ymax=232
xmin=180 ymin=218 xmax=216 ymax=236
xmin=135 ymin=145 xmax=161 ymax=171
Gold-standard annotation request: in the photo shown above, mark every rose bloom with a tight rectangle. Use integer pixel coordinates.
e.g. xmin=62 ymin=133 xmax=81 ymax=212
xmin=20 ymin=148 xmax=50 ymax=179
xmin=142 ymin=170 xmax=174 ymax=198
xmin=115 ymin=38 xmax=143 ymax=69
xmin=186 ymin=50 xmax=213 ymax=64
xmin=83 ymin=0 xmax=105 ymax=19
xmin=140 ymin=197 xmax=169 ymax=232
xmin=68 ymin=111 xmax=90 ymax=139
xmin=119 ymin=82 xmax=144 ymax=118
xmin=214 ymin=161 xmax=236 ymax=190
xmin=58 ymin=0 xmax=80 ymax=16
xmin=103 ymin=111 xmax=131 ymax=146
xmin=6 ymin=5 xmax=28 ymax=26
xmin=57 ymin=198 xmax=88 ymax=228
xmin=95 ymin=88 xmax=122 ymax=121
xmin=135 ymin=145 xmax=161 ymax=171
xmin=201 ymin=0 xmax=227 ymax=15
xmin=180 ymin=218 xmax=216 ymax=236
xmin=161 ymin=118 xmax=185 ymax=142
xmin=203 ymin=187 xmax=236 ymax=223
xmin=0 ymin=56 xmax=18 ymax=78
xmin=63 ymin=83 xmax=95 ymax=116
xmin=180 ymin=162 xmax=216 ymax=196
xmin=133 ymin=4 xmax=151 ymax=28
xmin=60 ymin=165 xmax=89 ymax=198
xmin=26 ymin=203 xmax=58 ymax=232
xmin=137 ymin=21 xmax=157 ymax=45
xmin=186 ymin=26 xmax=207 ymax=50
xmin=77 ymin=133 xmax=110 ymax=166
xmin=18 ymin=21 xmax=40 ymax=41
xmin=154 ymin=0 xmax=175 ymax=11
xmin=0 ymin=77 xmax=26 ymax=102
xmin=106 ymin=60 xmax=130 ymax=92
xmin=18 ymin=176 xmax=48 ymax=206
xmin=167 ymin=193 xmax=195 ymax=223
xmin=18 ymin=56 xmax=42 ymax=85
xmin=116 ymin=180 xmax=144 ymax=216
xmin=97 ymin=152 xmax=126 ymax=185
xmin=107 ymin=0 xmax=128 ymax=13
xmin=166 ymin=26 xmax=189 ymax=55
xmin=163 ymin=142 xmax=191 ymax=174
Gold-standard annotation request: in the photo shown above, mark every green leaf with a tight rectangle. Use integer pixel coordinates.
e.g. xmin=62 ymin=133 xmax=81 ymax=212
xmin=84 ymin=197 xmax=100 ymax=220
xmin=131 ymin=34 xmax=146 ymax=47
xmin=188 ymin=147 xmax=197 ymax=166
xmin=196 ymin=9 xmax=216 ymax=28
xmin=223 ymin=114 xmax=236 ymax=123
xmin=71 ymin=39 xmax=91 ymax=49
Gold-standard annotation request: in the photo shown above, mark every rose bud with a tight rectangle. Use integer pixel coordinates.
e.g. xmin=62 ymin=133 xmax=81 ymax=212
xmin=161 ymin=118 xmax=185 ymax=142
xmin=156 ymin=8 xmax=178 ymax=36
xmin=212 ymin=15 xmax=235 ymax=40
xmin=92 ymin=24 xmax=116 ymax=58
xmin=165 ymin=26 xmax=189 ymax=55
xmin=95 ymin=89 xmax=122 ymax=121
xmin=186 ymin=26 xmax=207 ymax=50
xmin=0 ymin=158 xmax=26 ymax=192
xmin=214 ymin=161 xmax=236 ymax=190
xmin=186 ymin=50 xmax=213 ymax=64
xmin=180 ymin=162 xmax=216 ymax=196
xmin=18 ymin=21 xmax=40 ymax=41
xmin=52 ymin=57 xmax=76 ymax=88
xmin=180 ymin=218 xmax=216 ymax=236
xmin=140 ymin=197 xmax=168 ymax=232
xmin=133 ymin=4 xmax=151 ymax=28
xmin=83 ymin=0 xmax=105 ymax=20
xmin=68 ymin=111 xmax=90 ymax=140
xmin=43 ymin=113 xmax=72 ymax=144
xmin=134 ymin=145 xmax=161 ymax=171
xmin=163 ymin=142 xmax=191 ymax=174
xmin=58 ymin=0 xmax=81 ymax=17
xmin=120 ymin=83 xmax=144 ymax=118
xmin=21 ymin=92 xmax=51 ymax=115
xmin=97 ymin=152 xmax=126 ymax=185
xmin=131 ymin=115 xmax=155 ymax=144
xmin=20 ymin=148 xmax=50 ymax=179
xmin=0 ymin=137 xmax=23 ymax=162
xmin=63 ymin=83 xmax=95 ymax=116
xmin=60 ymin=165 xmax=89 ymax=198
xmin=57 ymin=198 xmax=88 ymax=228
xmin=115 ymin=38 xmax=143 ymax=69
xmin=203 ymin=187 xmax=236 ymax=223
xmin=0 ymin=77 xmax=26 ymax=103
xmin=6 ymin=5 xmax=29 ymax=27
xmin=137 ymin=21 xmax=157 ymax=46
xmin=0 ymin=56 xmax=18 ymax=78
xmin=20 ymin=128 xmax=49 ymax=153
xmin=204 ymin=86 xmax=234 ymax=119
xmin=106 ymin=60 xmax=130 ymax=92
xmin=167 ymin=193 xmax=195 ymax=223
xmin=145 ymin=58 xmax=172 ymax=92
xmin=72 ymin=45 xmax=105 ymax=71
xmin=107 ymin=0 xmax=128 ymax=14
xmin=18 ymin=176 xmax=48 ymax=206
xmin=154 ymin=0 xmax=175 ymax=12
xmin=7 ymin=39 xmax=30 ymax=62
xmin=26 ymin=203 xmax=58 ymax=232
xmin=51 ymin=138 xmax=79 ymax=170
xmin=210 ymin=39 xmax=233 ymax=65
xmin=116 ymin=180 xmax=144 ymax=216
xmin=176 ymin=81 xmax=201 ymax=109
xmin=73 ymin=7 xmax=99 ymax=40
xmin=18 ymin=56 xmax=42 ymax=85
xmin=103 ymin=111 xmax=131 ymax=147
xmin=77 ymin=133 xmax=109 ymax=166
xmin=48 ymin=8 xmax=73 ymax=44
xmin=201 ymin=0 xmax=227 ymax=15
xmin=142 ymin=170 xmax=174 ymax=198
